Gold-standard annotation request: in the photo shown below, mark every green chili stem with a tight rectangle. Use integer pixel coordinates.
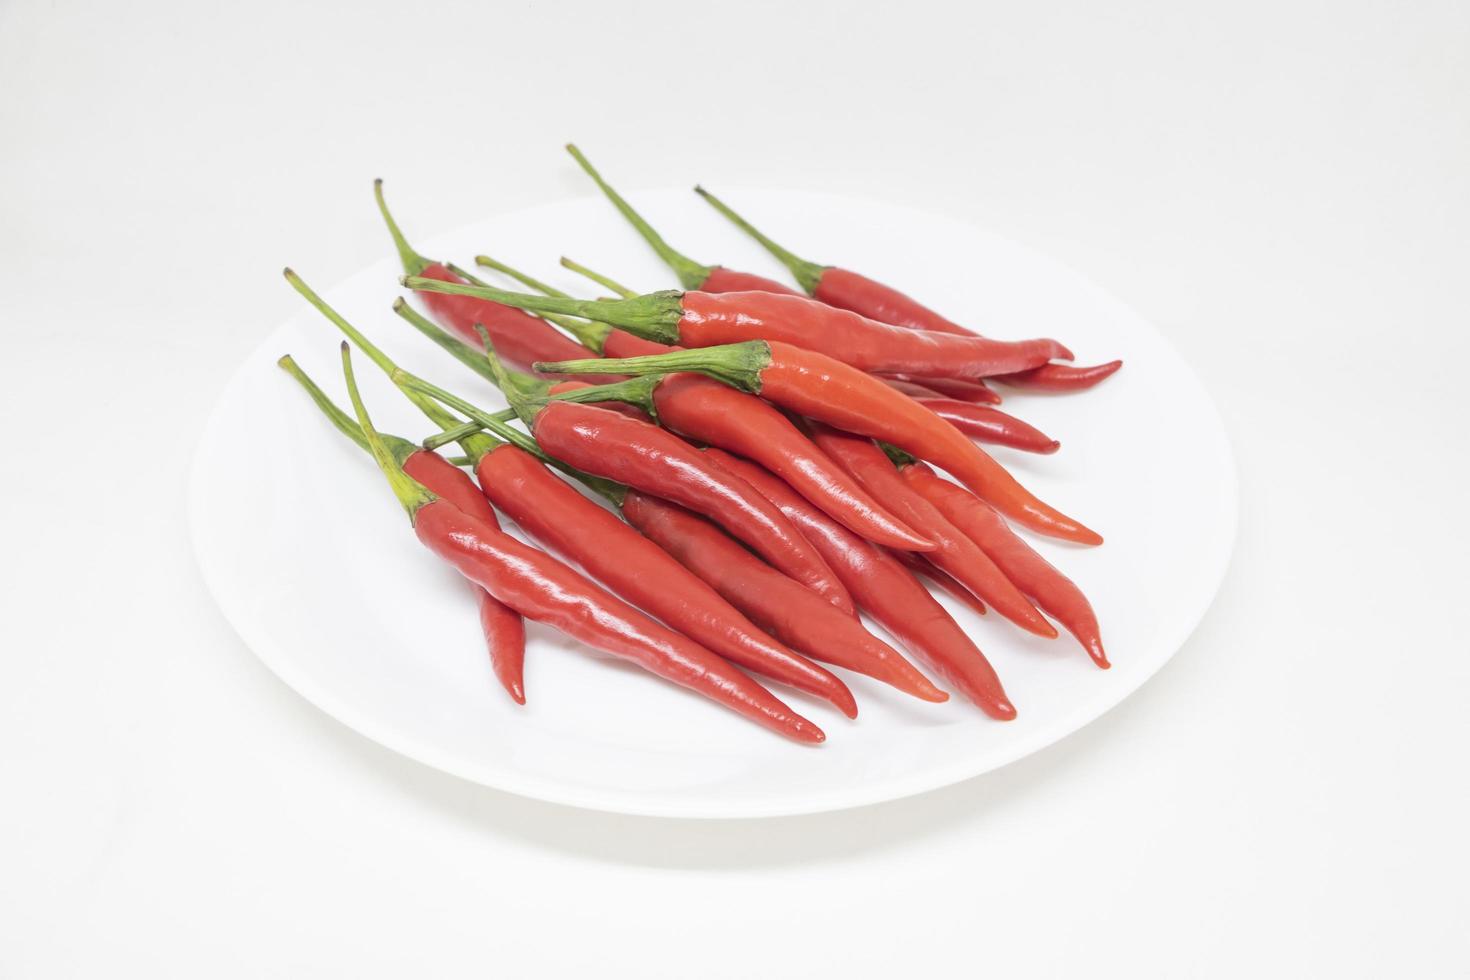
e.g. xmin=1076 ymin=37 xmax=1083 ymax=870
xmin=402 ymin=276 xmax=684 ymax=345
xmin=880 ymin=443 xmax=919 ymax=467
xmin=394 ymin=369 xmax=540 ymax=454
xmin=286 ymin=269 xmax=459 ymax=432
xmin=471 ymin=255 xmax=568 ymax=297
xmin=693 ymin=186 xmax=826 ymax=295
xmin=460 ymin=258 xmax=612 ymax=353
xmin=340 ymin=343 xmax=436 ymax=519
xmin=395 ymin=365 xmax=628 ymax=506
xmin=559 ymin=257 xmax=638 ymax=299
xmin=535 ymin=342 xmax=771 ymax=395
xmin=422 ymin=373 xmax=662 ymax=450
xmin=565 ymin=144 xmax=712 ymax=290
xmin=277 ymin=354 xmax=419 ymax=465
xmin=392 ymin=297 xmax=497 ymax=384
xmin=373 ymin=179 xmax=433 ymax=277
xmin=422 ymin=421 xmax=485 ymax=452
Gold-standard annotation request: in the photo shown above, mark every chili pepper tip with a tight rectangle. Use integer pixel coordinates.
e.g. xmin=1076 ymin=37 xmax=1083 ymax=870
xmin=987 ymin=697 xmax=1018 ymax=721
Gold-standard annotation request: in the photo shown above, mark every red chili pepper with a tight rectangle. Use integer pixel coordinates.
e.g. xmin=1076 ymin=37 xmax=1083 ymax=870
xmin=404 ymin=276 xmax=1071 ymax=382
xmin=333 ymin=340 xmax=825 ymax=743
xmin=803 ymin=421 xmax=1058 ymax=636
xmin=704 ymin=449 xmax=1017 ymax=719
xmin=565 ymin=144 xmax=801 ymax=295
xmin=695 ymin=186 xmax=1123 ymax=393
xmin=911 ymin=397 xmax=1060 ymax=454
xmin=373 ymin=181 xmax=622 ymax=384
xmin=526 ymin=400 xmax=855 ymax=611
xmin=900 ymin=463 xmax=1110 ymax=669
xmin=882 ymin=375 xmax=1003 ymax=405
xmin=622 ymin=491 xmax=947 ymax=703
xmin=471 ymin=440 xmax=858 ymax=716
xmin=533 ymin=341 xmax=1103 ymax=546
xmin=276 ymin=354 xmax=529 ymax=703
xmin=890 ymin=550 xmax=990 ymax=619
xmin=991 ymin=360 xmax=1125 ymax=392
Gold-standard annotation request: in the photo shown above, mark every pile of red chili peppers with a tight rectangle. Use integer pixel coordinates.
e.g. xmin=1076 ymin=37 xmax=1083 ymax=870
xmin=276 ymin=150 xmax=1122 ymax=744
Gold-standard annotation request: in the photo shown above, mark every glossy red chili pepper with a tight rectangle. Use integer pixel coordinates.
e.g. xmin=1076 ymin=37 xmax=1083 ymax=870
xmin=523 ymin=399 xmax=855 ymax=611
xmin=643 ymin=374 xmax=933 ymax=550
xmin=402 ymin=449 xmax=530 ymax=703
xmin=704 ymin=450 xmax=1017 ymax=719
xmin=890 ymin=550 xmax=990 ymax=619
xmin=276 ymin=354 xmax=529 ymax=703
xmin=695 ymin=186 xmax=1124 ymax=392
xmin=803 ymin=421 xmax=1058 ymax=636
xmin=992 ymin=360 xmax=1125 ymax=392
xmin=911 ymin=397 xmax=1060 ymax=454
xmin=336 ymin=342 xmax=825 ymax=743
xmin=534 ymin=341 xmax=1102 ymax=546
xmin=405 ymin=276 xmax=1071 ymax=382
xmin=475 ymin=588 xmax=527 ymax=704
xmin=473 ymin=442 xmax=857 ymax=716
xmin=622 ymin=492 xmax=946 ymax=703
xmin=373 ymin=181 xmax=622 ymax=384
xmin=883 ymin=375 xmax=1002 ymax=405
xmin=900 ymin=463 xmax=1110 ymax=669
xmin=566 ymin=145 xmax=801 ymax=295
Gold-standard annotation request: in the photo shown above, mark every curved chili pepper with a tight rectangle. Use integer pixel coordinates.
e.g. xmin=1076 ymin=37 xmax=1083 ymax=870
xmin=475 ymin=590 xmax=527 ymax=704
xmin=695 ymin=186 xmax=1124 ymax=391
xmin=403 ymin=277 xmax=1071 ymax=381
xmin=622 ymin=491 xmax=946 ymax=703
xmin=534 ymin=341 xmax=1102 ymax=546
xmin=373 ymin=181 xmax=621 ymax=383
xmin=900 ymin=463 xmax=1110 ymax=669
xmin=565 ymin=144 xmax=800 ymax=295
xmin=707 ymin=449 xmax=1017 ymax=719
xmin=883 ymin=375 xmax=1002 ymax=405
xmin=911 ymin=397 xmax=1060 ymax=454
xmin=992 ymin=360 xmax=1125 ymax=392
xmin=890 ymin=550 xmax=989 ymax=619
xmin=473 ymin=441 xmax=858 ymax=716
xmin=802 ymin=421 xmax=1058 ymax=636
xmin=276 ymin=354 xmax=528 ymax=703
xmin=335 ymin=341 xmax=825 ymax=743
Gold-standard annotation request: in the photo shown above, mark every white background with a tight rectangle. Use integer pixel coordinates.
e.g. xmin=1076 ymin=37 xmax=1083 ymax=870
xmin=2 ymin=0 xmax=1466 ymax=976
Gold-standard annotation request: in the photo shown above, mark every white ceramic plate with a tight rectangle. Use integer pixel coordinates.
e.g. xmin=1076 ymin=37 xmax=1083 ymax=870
xmin=189 ymin=188 xmax=1235 ymax=818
